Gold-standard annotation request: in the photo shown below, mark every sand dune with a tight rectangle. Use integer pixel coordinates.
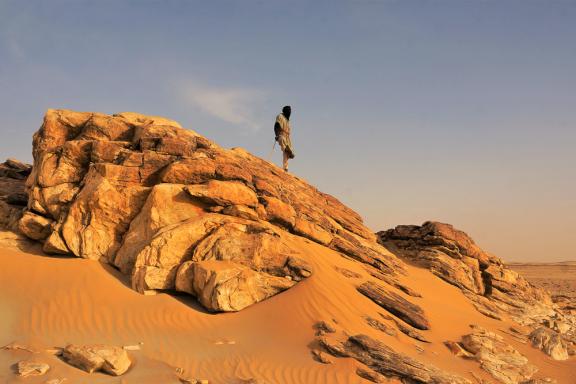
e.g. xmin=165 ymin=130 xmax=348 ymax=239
xmin=2 ymin=237 xmax=575 ymax=383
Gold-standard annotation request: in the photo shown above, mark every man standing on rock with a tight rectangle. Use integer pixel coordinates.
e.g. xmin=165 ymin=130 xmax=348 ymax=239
xmin=274 ymin=105 xmax=295 ymax=172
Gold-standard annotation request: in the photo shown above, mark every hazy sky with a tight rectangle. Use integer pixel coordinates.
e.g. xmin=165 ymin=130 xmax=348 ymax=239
xmin=1 ymin=0 xmax=574 ymax=262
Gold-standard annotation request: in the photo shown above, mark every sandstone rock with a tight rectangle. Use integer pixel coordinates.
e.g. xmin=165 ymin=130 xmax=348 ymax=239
xmin=186 ymin=260 xmax=295 ymax=312
xmin=113 ymin=183 xmax=205 ymax=274
xmin=334 ymin=266 xmax=362 ymax=278
xmin=128 ymin=216 xmax=226 ymax=291
xmin=114 ymin=111 xmax=182 ymax=128
xmin=528 ymin=327 xmax=569 ymax=360
xmin=44 ymin=379 xmax=67 ymax=384
xmin=460 ymin=325 xmax=537 ymax=384
xmin=364 ymin=316 xmax=398 ymax=337
xmin=61 ymin=169 xmax=149 ymax=262
xmin=20 ymin=109 xmax=401 ymax=312
xmin=365 ymin=266 xmax=422 ymax=297
xmin=132 ymin=265 xmax=178 ymax=292
xmin=18 ymin=211 xmax=53 ymax=240
xmin=311 ymin=349 xmax=334 ymax=364
xmin=331 ymin=235 xmax=402 ymax=276
xmin=6 ymin=192 xmax=28 ymax=205
xmin=543 ymin=318 xmax=571 ymax=335
xmin=0 ymin=158 xmax=32 ymax=180
xmin=379 ymin=312 xmax=429 ymax=342
xmin=215 ymin=205 xmax=255 ymax=222
xmin=189 ymin=222 xmax=290 ymax=274
xmin=444 ymin=341 xmax=473 ymax=358
xmin=16 ymin=360 xmax=50 ymax=377
xmin=285 ymin=256 xmax=313 ymax=279
xmin=521 ymin=379 xmax=557 ymax=384
xmin=62 ymin=344 xmax=131 ymax=376
xmin=43 ymin=228 xmax=71 ymax=255
xmin=313 ymin=320 xmax=338 ymax=336
xmin=293 ymin=217 xmax=333 ymax=245
xmin=319 ymin=333 xmax=470 ymax=384
xmin=41 ymin=183 xmax=79 ymax=219
xmin=379 ymin=222 xmax=555 ymax=326
xmin=37 ymin=141 xmax=92 ymax=188
xmin=1 ymin=342 xmax=38 ymax=353
xmin=356 ymin=367 xmax=385 ymax=383
xmin=260 ymin=196 xmax=296 ymax=229
xmin=357 ymin=281 xmax=430 ymax=330
xmin=185 ymin=180 xmax=258 ymax=208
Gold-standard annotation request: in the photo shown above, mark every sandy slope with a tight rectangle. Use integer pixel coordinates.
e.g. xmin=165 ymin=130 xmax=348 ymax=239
xmin=1 ymin=235 xmax=575 ymax=383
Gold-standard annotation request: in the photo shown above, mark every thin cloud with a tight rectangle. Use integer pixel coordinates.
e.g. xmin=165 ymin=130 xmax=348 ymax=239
xmin=179 ymin=82 xmax=266 ymax=131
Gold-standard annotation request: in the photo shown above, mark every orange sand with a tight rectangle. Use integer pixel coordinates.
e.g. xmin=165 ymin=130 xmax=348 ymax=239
xmin=1 ymin=236 xmax=575 ymax=383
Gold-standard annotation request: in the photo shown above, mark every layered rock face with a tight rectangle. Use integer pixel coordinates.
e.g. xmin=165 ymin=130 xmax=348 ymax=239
xmin=379 ymin=221 xmax=576 ymax=363
xmin=20 ymin=109 xmax=400 ymax=312
xmin=379 ymin=222 xmax=555 ymax=325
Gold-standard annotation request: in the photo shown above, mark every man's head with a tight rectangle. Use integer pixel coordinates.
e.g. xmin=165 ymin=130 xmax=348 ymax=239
xmin=282 ymin=105 xmax=291 ymax=120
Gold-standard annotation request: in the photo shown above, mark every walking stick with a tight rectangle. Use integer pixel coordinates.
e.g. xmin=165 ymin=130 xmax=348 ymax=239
xmin=267 ymin=140 xmax=276 ymax=162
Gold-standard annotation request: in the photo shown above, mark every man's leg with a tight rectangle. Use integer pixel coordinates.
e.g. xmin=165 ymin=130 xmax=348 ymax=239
xmin=283 ymin=150 xmax=289 ymax=171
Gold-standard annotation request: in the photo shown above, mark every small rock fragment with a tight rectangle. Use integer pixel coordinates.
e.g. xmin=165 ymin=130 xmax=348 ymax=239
xmin=16 ymin=360 xmax=50 ymax=377
xmin=1 ymin=342 xmax=37 ymax=353
xmin=444 ymin=341 xmax=473 ymax=358
xmin=356 ymin=367 xmax=385 ymax=383
xmin=62 ymin=344 xmax=131 ymax=376
xmin=314 ymin=320 xmax=338 ymax=336
xmin=311 ymin=349 xmax=334 ymax=364
xmin=44 ymin=379 xmax=66 ymax=384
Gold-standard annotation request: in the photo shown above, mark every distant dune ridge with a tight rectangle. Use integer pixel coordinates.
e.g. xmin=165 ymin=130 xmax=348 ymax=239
xmin=0 ymin=109 xmax=575 ymax=383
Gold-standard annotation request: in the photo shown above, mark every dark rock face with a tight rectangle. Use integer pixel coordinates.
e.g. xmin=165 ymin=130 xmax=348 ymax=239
xmin=18 ymin=109 xmax=401 ymax=311
xmin=0 ymin=159 xmax=31 ymax=180
xmin=0 ymin=159 xmax=31 ymax=232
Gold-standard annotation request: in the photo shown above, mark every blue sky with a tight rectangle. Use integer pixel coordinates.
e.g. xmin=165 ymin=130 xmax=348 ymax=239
xmin=1 ymin=0 xmax=575 ymax=261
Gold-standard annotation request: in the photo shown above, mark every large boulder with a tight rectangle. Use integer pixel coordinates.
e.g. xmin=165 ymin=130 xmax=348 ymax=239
xmin=19 ymin=109 xmax=401 ymax=312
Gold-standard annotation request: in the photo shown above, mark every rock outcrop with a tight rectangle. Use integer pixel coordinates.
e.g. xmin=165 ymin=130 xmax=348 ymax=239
xmin=19 ymin=109 xmax=400 ymax=312
xmin=315 ymin=324 xmax=470 ymax=384
xmin=0 ymin=159 xmax=38 ymax=251
xmin=379 ymin=222 xmax=556 ymax=325
xmin=379 ymin=221 xmax=576 ymax=372
xmin=457 ymin=325 xmax=537 ymax=384
xmin=0 ymin=159 xmax=31 ymax=232
xmin=528 ymin=327 xmax=569 ymax=361
xmin=10 ymin=109 xmax=575 ymax=384
xmin=357 ymin=281 xmax=430 ymax=330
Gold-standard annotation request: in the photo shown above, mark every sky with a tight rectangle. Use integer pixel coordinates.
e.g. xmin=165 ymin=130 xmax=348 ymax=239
xmin=0 ymin=0 xmax=574 ymax=262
